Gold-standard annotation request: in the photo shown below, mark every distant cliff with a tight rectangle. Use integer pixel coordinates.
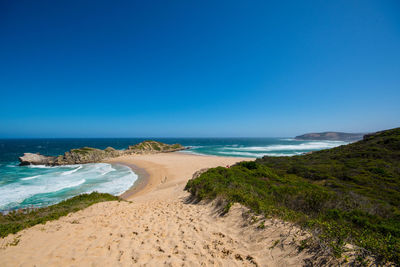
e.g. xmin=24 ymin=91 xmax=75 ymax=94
xmin=295 ymin=132 xmax=364 ymax=141
xmin=19 ymin=141 xmax=186 ymax=166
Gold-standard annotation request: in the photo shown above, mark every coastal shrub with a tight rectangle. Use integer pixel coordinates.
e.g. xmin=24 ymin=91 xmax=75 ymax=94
xmin=185 ymin=127 xmax=400 ymax=263
xmin=0 ymin=192 xmax=119 ymax=238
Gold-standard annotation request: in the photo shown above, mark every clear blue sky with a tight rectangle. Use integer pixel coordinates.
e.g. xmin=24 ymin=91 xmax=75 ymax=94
xmin=1 ymin=0 xmax=399 ymax=137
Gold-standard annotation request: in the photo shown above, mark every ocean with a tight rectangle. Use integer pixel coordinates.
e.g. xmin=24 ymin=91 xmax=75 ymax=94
xmin=0 ymin=138 xmax=347 ymax=211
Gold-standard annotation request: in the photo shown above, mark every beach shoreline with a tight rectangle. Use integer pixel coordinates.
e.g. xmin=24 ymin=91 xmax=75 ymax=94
xmin=110 ymin=151 xmax=236 ymax=200
xmin=106 ymin=152 xmax=251 ymax=201
xmin=0 ymin=152 xmax=316 ymax=266
xmin=112 ymin=162 xmax=150 ymax=200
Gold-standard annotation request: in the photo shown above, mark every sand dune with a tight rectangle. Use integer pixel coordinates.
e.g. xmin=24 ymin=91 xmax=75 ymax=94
xmin=0 ymin=153 xmax=316 ymax=266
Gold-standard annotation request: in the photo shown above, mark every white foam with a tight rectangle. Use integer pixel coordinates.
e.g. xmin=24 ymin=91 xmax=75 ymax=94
xmin=64 ymin=179 xmax=86 ymax=189
xmin=222 ymin=141 xmax=346 ymax=152
xmin=179 ymin=150 xmax=206 ymax=156
xmin=61 ymin=164 xmax=84 ymax=168
xmin=0 ymin=163 xmax=142 ymax=210
xmin=61 ymin=165 xmax=82 ymax=175
xmin=0 ymin=178 xmax=86 ymax=209
xmin=26 ymin=164 xmax=77 ymax=169
xmin=0 ymin=163 xmax=139 ymax=210
xmin=21 ymin=175 xmax=41 ymax=181
xmin=26 ymin=165 xmax=54 ymax=169
xmin=86 ymin=165 xmax=138 ymax=196
xmin=96 ymin=174 xmax=137 ymax=195
xmin=100 ymin=166 xmax=116 ymax=176
xmin=218 ymin=151 xmax=297 ymax=157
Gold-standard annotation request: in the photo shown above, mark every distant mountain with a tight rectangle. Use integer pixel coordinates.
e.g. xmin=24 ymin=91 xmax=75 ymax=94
xmin=295 ymin=131 xmax=364 ymax=141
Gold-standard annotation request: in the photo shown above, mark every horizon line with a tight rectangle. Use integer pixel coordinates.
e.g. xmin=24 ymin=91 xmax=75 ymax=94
xmin=0 ymin=136 xmax=296 ymax=139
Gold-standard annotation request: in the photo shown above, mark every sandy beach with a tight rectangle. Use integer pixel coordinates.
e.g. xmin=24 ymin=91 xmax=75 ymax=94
xmin=0 ymin=152 xmax=315 ymax=266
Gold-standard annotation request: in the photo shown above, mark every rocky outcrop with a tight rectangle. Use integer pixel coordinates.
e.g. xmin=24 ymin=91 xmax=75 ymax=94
xmin=18 ymin=141 xmax=187 ymax=166
xmin=19 ymin=153 xmax=57 ymax=166
xmin=52 ymin=147 xmax=123 ymax=165
xmin=295 ymin=132 xmax=364 ymax=141
xmin=126 ymin=140 xmax=185 ymax=154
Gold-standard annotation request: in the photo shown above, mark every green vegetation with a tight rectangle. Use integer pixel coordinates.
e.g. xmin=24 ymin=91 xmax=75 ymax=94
xmin=150 ymin=141 xmax=162 ymax=151
xmin=185 ymin=128 xmax=400 ymax=263
xmin=104 ymin=147 xmax=116 ymax=152
xmin=171 ymin=144 xmax=182 ymax=149
xmin=128 ymin=140 xmax=184 ymax=152
xmin=70 ymin=147 xmax=100 ymax=154
xmin=68 ymin=141 xmax=184 ymax=157
xmin=0 ymin=192 xmax=119 ymax=238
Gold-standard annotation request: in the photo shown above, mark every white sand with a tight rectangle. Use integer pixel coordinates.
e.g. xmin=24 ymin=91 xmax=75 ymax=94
xmin=0 ymin=152 xmax=315 ymax=266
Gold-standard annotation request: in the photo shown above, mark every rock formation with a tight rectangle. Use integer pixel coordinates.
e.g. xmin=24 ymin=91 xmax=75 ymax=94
xmin=126 ymin=140 xmax=185 ymax=154
xmin=19 ymin=141 xmax=186 ymax=166
xmin=19 ymin=153 xmax=56 ymax=166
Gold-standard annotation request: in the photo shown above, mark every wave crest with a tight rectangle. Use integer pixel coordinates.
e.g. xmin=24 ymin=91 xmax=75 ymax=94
xmin=21 ymin=175 xmax=41 ymax=181
xmin=61 ymin=165 xmax=82 ymax=175
xmin=222 ymin=141 xmax=346 ymax=152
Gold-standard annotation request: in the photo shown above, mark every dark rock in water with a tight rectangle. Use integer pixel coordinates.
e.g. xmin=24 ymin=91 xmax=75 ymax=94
xmin=295 ymin=132 xmax=365 ymax=141
xmin=18 ymin=141 xmax=187 ymax=166
xmin=19 ymin=153 xmax=56 ymax=166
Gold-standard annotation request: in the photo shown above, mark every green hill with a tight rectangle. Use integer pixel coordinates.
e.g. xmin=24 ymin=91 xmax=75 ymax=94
xmin=127 ymin=140 xmax=184 ymax=153
xmin=295 ymin=131 xmax=364 ymax=141
xmin=185 ymin=127 xmax=400 ymax=264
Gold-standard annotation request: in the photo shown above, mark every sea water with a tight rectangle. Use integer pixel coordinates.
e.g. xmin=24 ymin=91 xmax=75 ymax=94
xmin=0 ymin=138 xmax=347 ymax=211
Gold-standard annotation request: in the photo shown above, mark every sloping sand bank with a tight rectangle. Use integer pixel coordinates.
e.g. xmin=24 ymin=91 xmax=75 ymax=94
xmin=0 ymin=153 xmax=316 ymax=266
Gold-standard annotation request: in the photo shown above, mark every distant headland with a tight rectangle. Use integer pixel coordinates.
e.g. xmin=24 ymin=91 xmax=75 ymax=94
xmin=295 ymin=131 xmax=364 ymax=141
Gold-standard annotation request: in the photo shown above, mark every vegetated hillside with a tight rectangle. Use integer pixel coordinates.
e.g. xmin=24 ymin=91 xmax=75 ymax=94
xmin=262 ymin=128 xmax=400 ymax=206
xmin=295 ymin=131 xmax=364 ymax=141
xmin=127 ymin=140 xmax=184 ymax=154
xmin=185 ymin=127 xmax=400 ymax=264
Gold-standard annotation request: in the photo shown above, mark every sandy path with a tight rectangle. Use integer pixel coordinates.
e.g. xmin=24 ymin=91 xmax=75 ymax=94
xmin=0 ymin=153 xmax=313 ymax=266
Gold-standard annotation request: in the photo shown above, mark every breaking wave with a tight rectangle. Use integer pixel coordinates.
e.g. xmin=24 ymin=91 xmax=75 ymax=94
xmin=21 ymin=175 xmax=41 ymax=181
xmin=0 ymin=163 xmax=137 ymax=211
xmin=187 ymin=140 xmax=347 ymax=158
xmin=222 ymin=141 xmax=346 ymax=152
xmin=61 ymin=165 xmax=82 ymax=175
